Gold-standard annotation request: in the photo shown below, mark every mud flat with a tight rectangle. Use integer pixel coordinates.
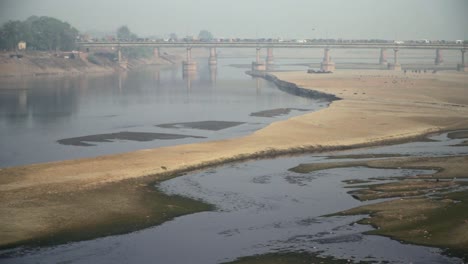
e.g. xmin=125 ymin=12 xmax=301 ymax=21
xmin=293 ymin=155 xmax=468 ymax=260
xmin=57 ymin=131 xmax=205 ymax=146
xmin=3 ymin=133 xmax=467 ymax=263
xmin=157 ymin=121 xmax=245 ymax=131
xmin=1 ymin=70 xmax=468 ymax=249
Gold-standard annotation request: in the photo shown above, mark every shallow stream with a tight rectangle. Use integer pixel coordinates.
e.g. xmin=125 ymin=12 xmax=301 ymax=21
xmin=2 ymin=131 xmax=467 ymax=264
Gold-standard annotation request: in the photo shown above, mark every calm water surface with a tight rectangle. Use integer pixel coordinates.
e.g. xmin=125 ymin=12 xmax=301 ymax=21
xmin=0 ymin=58 xmax=326 ymax=167
xmin=1 ymin=57 xmax=466 ymax=263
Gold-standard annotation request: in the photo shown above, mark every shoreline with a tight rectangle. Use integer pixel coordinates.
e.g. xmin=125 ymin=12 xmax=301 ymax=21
xmin=0 ymin=51 xmax=181 ymax=79
xmin=1 ymin=69 xmax=468 ymax=248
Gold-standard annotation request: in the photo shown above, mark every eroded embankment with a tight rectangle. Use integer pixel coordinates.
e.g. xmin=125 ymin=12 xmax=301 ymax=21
xmin=247 ymin=70 xmax=341 ymax=101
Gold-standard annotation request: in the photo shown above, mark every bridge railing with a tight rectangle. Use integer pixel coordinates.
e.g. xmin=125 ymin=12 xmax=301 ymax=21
xmin=77 ymin=41 xmax=467 ymax=50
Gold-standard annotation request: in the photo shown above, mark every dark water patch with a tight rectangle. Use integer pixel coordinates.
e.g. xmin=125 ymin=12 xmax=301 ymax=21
xmin=453 ymin=140 xmax=468 ymax=147
xmin=251 ymin=175 xmax=271 ymax=184
xmin=57 ymin=131 xmax=205 ymax=146
xmin=448 ymin=131 xmax=468 ymax=139
xmin=250 ymin=108 xmax=309 ymax=117
xmin=157 ymin=120 xmax=245 ymax=131
xmin=314 ymin=234 xmax=363 ymax=244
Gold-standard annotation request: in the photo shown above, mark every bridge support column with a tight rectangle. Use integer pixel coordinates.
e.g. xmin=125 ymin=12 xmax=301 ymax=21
xmin=266 ymin=48 xmax=274 ymax=67
xmin=435 ymin=48 xmax=443 ymax=65
xmin=183 ymin=47 xmax=197 ymax=72
xmin=320 ymin=48 xmax=335 ymax=72
xmin=458 ymin=49 xmax=467 ymax=72
xmin=379 ymin=48 xmax=387 ymax=65
xmin=387 ymin=48 xmax=401 ymax=70
xmin=208 ymin=47 xmax=217 ymax=66
xmin=252 ymin=48 xmax=266 ymax=71
xmin=116 ymin=48 xmax=128 ymax=69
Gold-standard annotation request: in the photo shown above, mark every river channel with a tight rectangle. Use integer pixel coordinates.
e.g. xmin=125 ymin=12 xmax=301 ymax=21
xmin=0 ymin=58 xmax=327 ymax=167
xmin=1 ymin=131 xmax=467 ymax=263
xmin=1 ymin=58 xmax=467 ymax=263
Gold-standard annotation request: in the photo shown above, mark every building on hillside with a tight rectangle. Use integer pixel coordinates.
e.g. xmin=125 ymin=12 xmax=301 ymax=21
xmin=18 ymin=41 xmax=26 ymax=50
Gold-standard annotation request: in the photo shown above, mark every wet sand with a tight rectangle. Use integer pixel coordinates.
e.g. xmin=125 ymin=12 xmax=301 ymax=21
xmin=1 ymin=70 xmax=468 ymax=247
xmin=250 ymin=108 xmax=309 ymax=117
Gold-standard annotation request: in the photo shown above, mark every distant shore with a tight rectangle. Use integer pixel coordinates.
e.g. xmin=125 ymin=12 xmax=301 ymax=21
xmin=1 ymin=69 xmax=468 ymax=248
xmin=0 ymin=50 xmax=180 ymax=78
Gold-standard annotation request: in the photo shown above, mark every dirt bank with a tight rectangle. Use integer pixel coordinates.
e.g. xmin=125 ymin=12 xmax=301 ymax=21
xmin=1 ymin=69 xmax=468 ymax=248
xmin=0 ymin=51 xmax=115 ymax=77
xmin=0 ymin=50 xmax=182 ymax=78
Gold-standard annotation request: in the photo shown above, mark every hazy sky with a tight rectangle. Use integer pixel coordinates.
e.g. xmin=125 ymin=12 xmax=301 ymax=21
xmin=1 ymin=0 xmax=467 ymax=40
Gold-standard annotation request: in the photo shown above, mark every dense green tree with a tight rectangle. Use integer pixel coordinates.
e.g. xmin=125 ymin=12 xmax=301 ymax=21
xmin=117 ymin=25 xmax=137 ymax=41
xmin=198 ymin=30 xmax=213 ymax=41
xmin=0 ymin=16 xmax=79 ymax=51
xmin=115 ymin=25 xmax=147 ymax=58
xmin=0 ymin=20 xmax=23 ymax=50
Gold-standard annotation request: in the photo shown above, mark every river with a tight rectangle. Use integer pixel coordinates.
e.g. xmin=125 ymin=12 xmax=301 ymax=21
xmin=1 ymin=131 xmax=467 ymax=263
xmin=0 ymin=57 xmax=467 ymax=263
xmin=0 ymin=58 xmax=326 ymax=167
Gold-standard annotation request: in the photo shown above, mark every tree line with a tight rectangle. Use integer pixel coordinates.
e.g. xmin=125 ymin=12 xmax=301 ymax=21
xmin=0 ymin=16 xmax=216 ymax=60
xmin=0 ymin=16 xmax=79 ymax=51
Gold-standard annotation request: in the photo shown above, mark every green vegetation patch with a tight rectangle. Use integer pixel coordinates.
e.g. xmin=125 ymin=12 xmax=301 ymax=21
xmin=1 ymin=177 xmax=213 ymax=249
xmin=290 ymin=161 xmax=370 ymax=174
xmin=289 ymin=156 xmax=468 ymax=179
xmin=338 ymin=192 xmax=468 ymax=261
xmin=222 ymin=252 xmax=369 ymax=264
xmin=329 ymin=153 xmax=408 ymax=160
xmin=347 ymin=179 xmax=460 ymax=201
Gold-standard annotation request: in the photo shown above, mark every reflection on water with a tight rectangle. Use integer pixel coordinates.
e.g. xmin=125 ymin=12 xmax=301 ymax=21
xmin=0 ymin=58 xmax=326 ymax=167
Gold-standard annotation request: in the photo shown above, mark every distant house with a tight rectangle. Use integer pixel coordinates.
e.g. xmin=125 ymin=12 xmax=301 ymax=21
xmin=55 ymin=50 xmax=85 ymax=60
xmin=18 ymin=41 xmax=26 ymax=50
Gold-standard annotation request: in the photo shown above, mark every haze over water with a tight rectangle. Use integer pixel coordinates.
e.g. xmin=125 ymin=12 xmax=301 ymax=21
xmin=0 ymin=58 xmax=324 ymax=167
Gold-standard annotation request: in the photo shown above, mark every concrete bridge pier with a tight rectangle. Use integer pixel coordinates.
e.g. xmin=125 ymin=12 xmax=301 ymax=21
xmin=320 ymin=48 xmax=335 ymax=72
xmin=266 ymin=48 xmax=274 ymax=68
xmin=458 ymin=49 xmax=467 ymax=72
xmin=116 ymin=47 xmax=128 ymax=69
xmin=387 ymin=48 xmax=401 ymax=70
xmin=183 ymin=47 xmax=197 ymax=72
xmin=379 ymin=48 xmax=387 ymax=65
xmin=252 ymin=48 xmax=266 ymax=71
xmin=208 ymin=47 xmax=217 ymax=66
xmin=435 ymin=48 xmax=444 ymax=65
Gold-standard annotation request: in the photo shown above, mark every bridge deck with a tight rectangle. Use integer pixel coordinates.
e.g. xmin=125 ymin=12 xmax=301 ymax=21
xmin=78 ymin=42 xmax=467 ymax=50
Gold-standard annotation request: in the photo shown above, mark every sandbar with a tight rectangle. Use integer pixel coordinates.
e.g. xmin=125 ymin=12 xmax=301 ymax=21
xmin=1 ymin=69 xmax=468 ymax=247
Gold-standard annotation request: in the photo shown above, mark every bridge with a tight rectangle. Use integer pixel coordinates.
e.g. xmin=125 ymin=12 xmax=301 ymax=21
xmin=77 ymin=41 xmax=468 ymax=72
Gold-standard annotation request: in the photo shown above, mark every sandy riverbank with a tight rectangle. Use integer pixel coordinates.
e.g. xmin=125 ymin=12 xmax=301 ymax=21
xmin=1 ymin=69 xmax=468 ymax=247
